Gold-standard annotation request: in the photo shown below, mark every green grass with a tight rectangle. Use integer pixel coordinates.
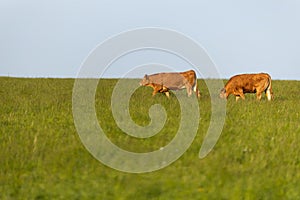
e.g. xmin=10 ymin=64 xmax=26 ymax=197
xmin=0 ymin=77 xmax=300 ymax=199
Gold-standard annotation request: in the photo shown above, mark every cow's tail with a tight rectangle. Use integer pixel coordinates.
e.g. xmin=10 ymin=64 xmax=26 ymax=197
xmin=265 ymin=74 xmax=273 ymax=101
xmin=192 ymin=72 xmax=200 ymax=98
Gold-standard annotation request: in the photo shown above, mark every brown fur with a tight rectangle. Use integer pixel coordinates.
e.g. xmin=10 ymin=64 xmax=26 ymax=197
xmin=140 ymin=70 xmax=200 ymax=98
xmin=145 ymin=83 xmax=170 ymax=98
xmin=220 ymin=73 xmax=273 ymax=101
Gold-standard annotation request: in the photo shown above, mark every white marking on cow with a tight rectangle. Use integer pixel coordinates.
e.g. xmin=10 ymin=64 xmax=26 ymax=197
xmin=266 ymin=89 xmax=272 ymax=101
xmin=193 ymin=85 xmax=196 ymax=92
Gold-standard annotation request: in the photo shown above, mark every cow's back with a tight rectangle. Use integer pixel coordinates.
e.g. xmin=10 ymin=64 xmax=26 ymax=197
xmin=148 ymin=72 xmax=186 ymax=89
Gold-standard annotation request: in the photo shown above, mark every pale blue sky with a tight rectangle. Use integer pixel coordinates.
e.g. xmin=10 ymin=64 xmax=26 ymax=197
xmin=1 ymin=0 xmax=300 ymax=80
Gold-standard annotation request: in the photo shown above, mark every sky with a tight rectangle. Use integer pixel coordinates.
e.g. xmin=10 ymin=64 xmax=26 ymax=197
xmin=1 ymin=0 xmax=300 ymax=80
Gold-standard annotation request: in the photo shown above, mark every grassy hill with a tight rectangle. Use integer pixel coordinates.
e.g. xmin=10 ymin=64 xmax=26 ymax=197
xmin=1 ymin=77 xmax=300 ymax=199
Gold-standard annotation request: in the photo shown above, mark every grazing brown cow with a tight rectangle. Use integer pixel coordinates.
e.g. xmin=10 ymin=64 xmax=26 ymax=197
xmin=220 ymin=73 xmax=273 ymax=101
xmin=140 ymin=70 xmax=200 ymax=98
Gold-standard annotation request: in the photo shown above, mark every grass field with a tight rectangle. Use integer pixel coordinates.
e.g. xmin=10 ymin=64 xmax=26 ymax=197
xmin=1 ymin=77 xmax=300 ymax=199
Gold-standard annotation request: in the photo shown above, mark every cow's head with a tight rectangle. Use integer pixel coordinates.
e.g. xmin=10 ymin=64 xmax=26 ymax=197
xmin=219 ymin=88 xmax=227 ymax=99
xmin=140 ymin=74 xmax=150 ymax=86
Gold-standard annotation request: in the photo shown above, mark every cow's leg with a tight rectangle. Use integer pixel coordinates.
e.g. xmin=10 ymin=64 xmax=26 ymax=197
xmin=193 ymin=84 xmax=200 ymax=98
xmin=161 ymin=86 xmax=169 ymax=93
xmin=196 ymin=89 xmax=200 ymax=98
xmin=265 ymin=89 xmax=272 ymax=101
xmin=182 ymin=81 xmax=191 ymax=97
xmin=235 ymin=94 xmax=244 ymax=101
xmin=189 ymin=89 xmax=192 ymax=97
xmin=235 ymin=89 xmax=245 ymax=101
xmin=161 ymin=86 xmax=170 ymax=98
xmin=159 ymin=86 xmax=170 ymax=98
xmin=256 ymin=92 xmax=262 ymax=100
xmin=165 ymin=91 xmax=170 ymax=98
xmin=240 ymin=93 xmax=245 ymax=100
xmin=195 ymin=87 xmax=200 ymax=98
xmin=152 ymin=87 xmax=160 ymax=96
xmin=186 ymin=86 xmax=193 ymax=97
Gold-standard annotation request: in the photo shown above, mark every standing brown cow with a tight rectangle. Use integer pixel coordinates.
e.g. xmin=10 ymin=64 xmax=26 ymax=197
xmin=220 ymin=73 xmax=273 ymax=101
xmin=140 ymin=70 xmax=200 ymax=98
